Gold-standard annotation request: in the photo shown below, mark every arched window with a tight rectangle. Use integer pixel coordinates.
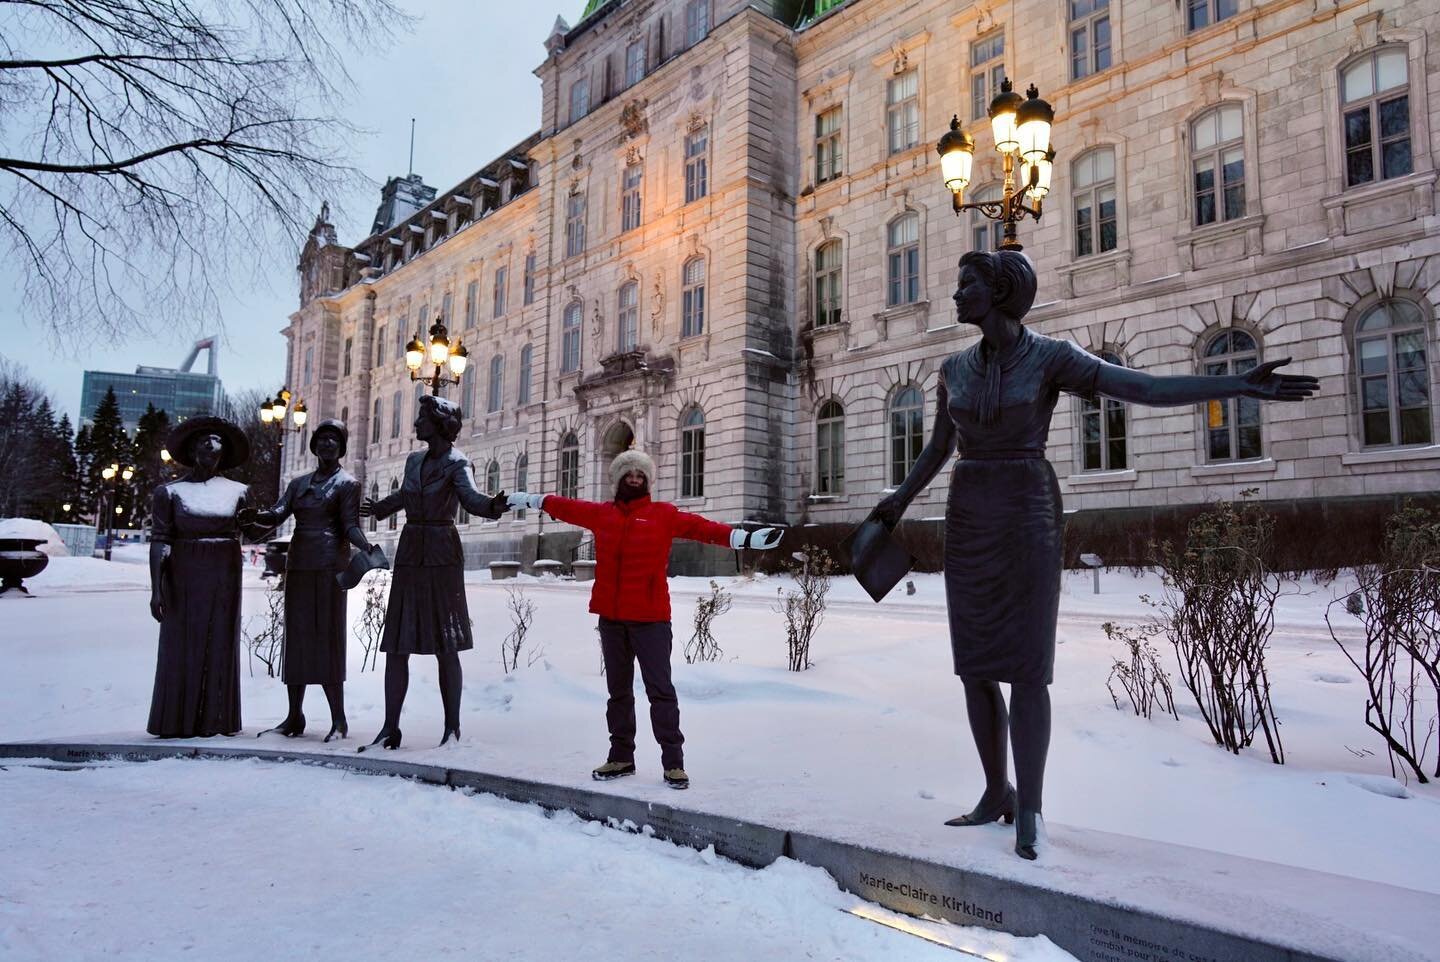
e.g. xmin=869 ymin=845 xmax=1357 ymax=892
xmin=562 ymin=302 xmax=582 ymax=373
xmin=815 ymin=241 xmax=843 ymax=327
xmin=514 ymin=453 xmax=529 ymax=519
xmin=1355 ymin=299 xmax=1431 ymax=447
xmin=371 ymin=398 xmax=382 ymax=444
xmin=969 ymin=186 xmax=1004 ymax=251
xmin=1202 ymin=330 xmax=1261 ymax=461
xmin=485 ymin=459 xmax=501 ymax=495
xmin=558 ymin=432 xmax=580 ymax=499
xmin=816 ymin=400 xmax=845 ymax=495
xmin=1341 ymin=47 xmax=1412 ymax=188
xmin=1080 ymin=351 xmax=1128 ymax=470
xmin=488 ymin=355 xmax=505 ymax=413
xmin=518 ymin=344 xmax=533 ymax=404
xmin=886 ymin=214 xmax=920 ymax=307
xmin=889 ymin=386 xmax=925 ymax=486
xmin=1072 ymin=149 xmax=1117 ymax=257
xmin=680 ymin=407 xmax=706 ymax=498
xmin=618 ymin=281 xmax=639 ymax=351
xmin=368 ymin=482 xmax=379 ymax=532
xmin=387 ymin=479 xmax=400 ymax=530
xmin=1190 ymin=104 xmax=1244 ymax=226
xmin=682 ymin=258 xmax=706 ymax=338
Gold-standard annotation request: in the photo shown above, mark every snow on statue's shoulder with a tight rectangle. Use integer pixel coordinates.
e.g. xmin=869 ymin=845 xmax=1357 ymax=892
xmin=0 ymin=518 xmax=68 ymax=555
xmin=171 ymin=477 xmax=247 ymax=515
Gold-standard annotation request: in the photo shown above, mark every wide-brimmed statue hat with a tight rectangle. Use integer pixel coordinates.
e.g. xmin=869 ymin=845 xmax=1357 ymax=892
xmin=167 ymin=415 xmax=250 ymax=470
xmin=308 ymin=418 xmax=348 ymax=458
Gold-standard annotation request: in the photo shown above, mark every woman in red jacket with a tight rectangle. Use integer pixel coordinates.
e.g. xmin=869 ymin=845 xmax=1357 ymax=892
xmin=508 ymin=449 xmax=781 ymax=789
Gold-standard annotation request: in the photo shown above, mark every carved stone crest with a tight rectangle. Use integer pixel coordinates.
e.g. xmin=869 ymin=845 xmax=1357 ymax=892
xmin=620 ymin=99 xmax=649 ymax=140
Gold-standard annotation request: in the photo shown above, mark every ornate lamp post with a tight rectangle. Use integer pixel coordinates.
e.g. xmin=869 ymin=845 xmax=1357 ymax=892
xmin=259 ymin=387 xmax=307 ymax=503
xmin=99 ymin=462 xmax=134 ymax=561
xmin=937 ymin=79 xmax=1056 ymax=251
xmin=406 ymin=317 xmax=469 ymax=396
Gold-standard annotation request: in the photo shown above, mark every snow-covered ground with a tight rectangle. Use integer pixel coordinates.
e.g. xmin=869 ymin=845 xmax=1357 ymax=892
xmin=4 ymin=558 xmax=1438 ymax=958
xmin=0 ymin=756 xmax=1071 ymax=961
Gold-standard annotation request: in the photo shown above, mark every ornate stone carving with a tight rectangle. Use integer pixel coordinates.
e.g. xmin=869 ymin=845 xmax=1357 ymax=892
xmin=620 ymin=99 xmax=649 ymax=140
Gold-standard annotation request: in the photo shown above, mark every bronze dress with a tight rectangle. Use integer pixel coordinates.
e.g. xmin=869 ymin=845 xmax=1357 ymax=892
xmin=263 ymin=469 xmax=362 ymax=684
xmin=370 ymin=447 xmax=505 ymax=654
xmin=147 ymin=477 xmax=248 ymax=736
xmin=939 ymin=328 xmax=1102 ymax=685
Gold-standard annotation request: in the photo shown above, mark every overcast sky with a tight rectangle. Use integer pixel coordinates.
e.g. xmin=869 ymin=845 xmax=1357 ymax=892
xmin=0 ymin=2 xmax=577 ymax=422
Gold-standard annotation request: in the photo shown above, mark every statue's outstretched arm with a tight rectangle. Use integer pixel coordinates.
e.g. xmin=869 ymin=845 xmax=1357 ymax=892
xmin=1094 ymin=357 xmax=1318 ymax=406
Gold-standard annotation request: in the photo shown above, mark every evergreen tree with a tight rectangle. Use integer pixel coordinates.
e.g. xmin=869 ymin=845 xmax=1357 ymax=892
xmin=24 ymin=397 xmax=69 ymax=520
xmin=55 ymin=415 xmax=80 ymax=524
xmin=86 ymin=387 xmax=133 ymax=531
xmin=131 ymin=404 xmax=172 ymax=526
xmin=73 ymin=425 xmax=95 ymax=519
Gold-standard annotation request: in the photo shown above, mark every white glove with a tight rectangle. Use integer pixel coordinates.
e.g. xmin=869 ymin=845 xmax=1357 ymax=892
xmin=729 ymin=526 xmax=783 ymax=550
xmin=508 ymin=492 xmax=545 ymax=512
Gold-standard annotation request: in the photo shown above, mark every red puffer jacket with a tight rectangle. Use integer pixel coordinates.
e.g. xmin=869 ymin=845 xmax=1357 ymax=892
xmin=540 ymin=495 xmax=733 ymax=622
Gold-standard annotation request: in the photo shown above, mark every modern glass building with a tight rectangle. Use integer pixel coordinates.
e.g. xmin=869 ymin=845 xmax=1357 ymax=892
xmin=81 ymin=338 xmax=223 ymax=431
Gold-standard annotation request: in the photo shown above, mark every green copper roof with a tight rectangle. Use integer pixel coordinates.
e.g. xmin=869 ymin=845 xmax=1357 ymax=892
xmin=580 ymin=0 xmax=606 ymax=18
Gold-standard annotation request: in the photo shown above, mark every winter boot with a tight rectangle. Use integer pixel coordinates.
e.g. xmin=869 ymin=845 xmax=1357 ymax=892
xmin=663 ymin=768 xmax=689 ymax=790
xmin=592 ymin=761 xmax=636 ymax=781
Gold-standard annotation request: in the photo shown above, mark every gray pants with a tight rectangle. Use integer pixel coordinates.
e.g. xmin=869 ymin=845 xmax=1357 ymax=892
xmin=598 ymin=618 xmax=683 ymax=770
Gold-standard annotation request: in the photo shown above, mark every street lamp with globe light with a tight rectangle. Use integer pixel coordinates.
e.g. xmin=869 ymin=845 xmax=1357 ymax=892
xmin=406 ymin=318 xmax=469 ymax=396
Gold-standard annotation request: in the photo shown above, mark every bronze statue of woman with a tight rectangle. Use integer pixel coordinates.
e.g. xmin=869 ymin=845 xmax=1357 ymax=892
xmin=358 ymin=395 xmax=507 ymax=750
xmin=242 ymin=419 xmax=370 ymax=742
xmin=147 ymin=417 xmax=251 ymax=738
xmin=873 ymin=250 xmax=1318 ymax=860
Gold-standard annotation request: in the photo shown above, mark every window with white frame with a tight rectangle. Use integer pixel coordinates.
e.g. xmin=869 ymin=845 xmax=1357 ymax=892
xmin=565 ymin=191 xmax=586 ymax=257
xmin=1202 ymin=329 xmax=1262 ymax=461
xmin=682 ymin=257 xmax=706 ymax=337
xmin=1355 ymin=299 xmax=1432 ymax=447
xmin=618 ymin=281 xmax=639 ymax=351
xmin=1341 ymin=48 xmax=1412 ymax=188
xmin=622 ymin=162 xmax=643 ymax=232
xmin=1069 ymin=0 xmax=1111 ymax=81
xmin=886 ymin=213 xmax=920 ymax=307
xmin=522 ymin=252 xmax=536 ymax=305
xmin=815 ymin=107 xmax=843 ymax=183
xmin=886 ymin=70 xmax=919 ymax=155
xmin=485 ymin=460 xmax=501 ymax=495
xmin=518 ymin=344 xmax=533 ymax=404
xmin=969 ymin=186 xmax=1004 ymax=251
xmin=1072 ymin=148 xmax=1118 ymax=257
xmin=625 ymin=39 xmax=646 ymax=87
xmin=558 ymin=432 xmax=579 ymax=499
xmin=493 ymin=266 xmax=507 ymax=318
xmin=815 ymin=400 xmax=845 ymax=495
xmin=514 ymin=453 xmax=529 ymax=518
xmin=488 ymin=355 xmax=504 ymax=413
xmin=1079 ymin=351 xmax=1127 ymax=470
xmin=685 ymin=0 xmax=708 ymax=46
xmin=562 ymin=302 xmax=582 ymax=373
xmin=1190 ymin=104 xmax=1245 ymax=226
xmin=815 ymin=241 xmax=842 ymax=327
xmin=684 ymin=127 xmax=708 ymax=203
xmin=1187 ymin=0 xmax=1236 ymax=33
xmin=970 ymin=31 xmax=1005 ymax=123
xmin=889 ymin=386 xmax=925 ymax=486
xmin=680 ymin=407 xmax=705 ymax=498
xmin=569 ymin=78 xmax=590 ymax=123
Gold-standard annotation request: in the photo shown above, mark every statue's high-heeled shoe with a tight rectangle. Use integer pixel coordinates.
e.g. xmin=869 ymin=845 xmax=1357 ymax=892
xmin=944 ymin=784 xmax=1016 ymax=827
xmin=257 ymin=714 xmax=305 ymax=738
xmin=357 ymin=727 xmax=401 ymax=752
xmin=323 ymin=719 xmax=348 ymax=743
xmin=1014 ymin=810 xmax=1042 ymax=860
xmin=438 ymin=726 xmax=461 ymax=747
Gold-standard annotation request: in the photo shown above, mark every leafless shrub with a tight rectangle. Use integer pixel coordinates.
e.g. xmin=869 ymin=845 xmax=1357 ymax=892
xmin=774 ymin=549 xmax=834 ymax=672
xmin=1327 ymin=502 xmax=1440 ymax=783
xmin=1104 ymin=620 xmax=1178 ymax=720
xmin=685 ymin=580 xmax=732 ymax=664
xmin=1151 ymin=492 xmax=1285 ymax=764
xmin=502 ymin=586 xmax=538 ymax=673
xmin=353 ymin=571 xmax=388 ymax=672
xmin=245 ymin=577 xmax=285 ymax=677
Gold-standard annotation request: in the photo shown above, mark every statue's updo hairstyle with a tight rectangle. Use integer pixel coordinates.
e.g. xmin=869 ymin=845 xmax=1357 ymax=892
xmin=418 ymin=394 xmax=463 ymax=442
xmin=957 ymin=249 xmax=1038 ymax=321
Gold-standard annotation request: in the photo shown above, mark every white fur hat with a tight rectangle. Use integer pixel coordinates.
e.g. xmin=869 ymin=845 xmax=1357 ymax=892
xmin=610 ymin=449 xmax=656 ymax=489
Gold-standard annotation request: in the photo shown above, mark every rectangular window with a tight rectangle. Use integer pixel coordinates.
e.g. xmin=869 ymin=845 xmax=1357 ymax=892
xmin=376 ymin=324 xmax=386 ymax=366
xmin=303 ymin=347 xmax=313 ymax=384
xmin=522 ymin=252 xmax=536 ymax=305
xmin=886 ymin=70 xmax=919 ymax=155
xmin=395 ymin=322 xmax=406 ymax=361
xmin=1069 ymin=0 xmax=1110 ymax=81
xmin=1191 ymin=105 xmax=1244 ymax=227
xmin=493 ymin=266 xmax=508 ymax=318
xmin=815 ymin=242 xmax=842 ymax=326
xmin=680 ymin=426 xmax=705 ymax=498
xmin=464 ymin=280 xmax=477 ymax=328
xmin=618 ymin=283 xmax=639 ymax=351
xmin=565 ymin=192 xmax=586 ymax=258
xmin=569 ymin=78 xmax=590 ymax=123
xmin=1343 ymin=49 xmax=1412 ymax=188
xmin=487 ymin=357 xmax=504 ymax=413
xmin=559 ymin=444 xmax=579 ymax=500
xmin=562 ymin=305 xmax=582 ymax=373
xmin=684 ymin=128 xmax=708 ymax=203
xmin=886 ymin=216 xmax=920 ymax=307
xmin=1072 ymin=149 xmax=1118 ymax=257
xmin=441 ymin=291 xmax=453 ymax=326
xmin=682 ymin=259 xmax=706 ymax=338
xmin=518 ymin=345 xmax=532 ymax=404
xmin=371 ymin=398 xmax=382 ymax=443
xmin=622 ymin=164 xmax=643 ymax=232
xmin=685 ymin=0 xmax=708 ymax=46
xmin=1188 ymin=0 xmax=1237 ymax=32
xmin=970 ymin=31 xmax=1005 ymax=123
xmin=343 ymin=337 xmax=352 ymax=377
xmin=625 ymin=39 xmax=646 ymax=87
xmin=815 ymin=107 xmax=843 ymax=184
xmin=390 ymin=390 xmax=401 ymax=438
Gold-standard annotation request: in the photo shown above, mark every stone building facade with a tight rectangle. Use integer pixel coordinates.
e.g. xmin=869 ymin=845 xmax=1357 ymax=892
xmin=283 ymin=0 xmax=1440 ymax=572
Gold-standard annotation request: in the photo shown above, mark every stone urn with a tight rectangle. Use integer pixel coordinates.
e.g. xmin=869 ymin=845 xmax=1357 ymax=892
xmin=0 ymin=538 xmax=50 ymax=596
